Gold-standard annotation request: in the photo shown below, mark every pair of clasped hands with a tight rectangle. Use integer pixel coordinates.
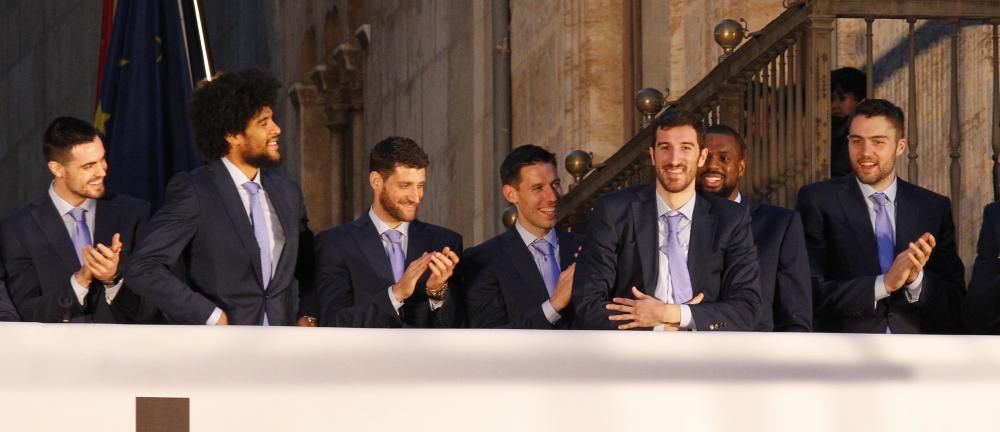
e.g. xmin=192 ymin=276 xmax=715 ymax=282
xmin=73 ymin=233 xmax=124 ymax=288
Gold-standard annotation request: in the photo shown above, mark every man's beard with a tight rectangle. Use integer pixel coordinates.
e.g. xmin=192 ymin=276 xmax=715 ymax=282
xmin=657 ymin=163 xmax=695 ymax=193
xmin=380 ymin=188 xmax=418 ymax=222
xmin=245 ymin=150 xmax=281 ymax=169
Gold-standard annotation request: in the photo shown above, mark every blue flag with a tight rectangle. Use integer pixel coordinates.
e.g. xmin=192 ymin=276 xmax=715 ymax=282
xmin=96 ymin=0 xmax=204 ymax=208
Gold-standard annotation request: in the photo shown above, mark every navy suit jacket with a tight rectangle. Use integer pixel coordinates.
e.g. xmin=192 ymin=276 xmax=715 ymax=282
xmin=796 ymin=176 xmax=965 ymax=333
xmin=127 ymin=160 xmax=315 ymax=325
xmin=963 ymin=203 xmax=1000 ymax=333
xmin=0 ymin=193 xmax=153 ymax=323
xmin=573 ymin=185 xmax=762 ymax=331
xmin=745 ymin=199 xmax=812 ymax=331
xmin=464 ymin=228 xmax=584 ymax=329
xmin=315 ymin=214 xmax=463 ymax=328
xmin=0 ymin=266 xmax=19 ymax=322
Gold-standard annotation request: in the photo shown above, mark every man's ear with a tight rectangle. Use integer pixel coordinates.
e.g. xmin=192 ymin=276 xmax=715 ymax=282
xmin=47 ymin=161 xmax=64 ymax=178
xmin=502 ymin=184 xmax=518 ymax=206
xmin=369 ymin=171 xmax=382 ymax=192
xmin=225 ymin=133 xmax=242 ymax=148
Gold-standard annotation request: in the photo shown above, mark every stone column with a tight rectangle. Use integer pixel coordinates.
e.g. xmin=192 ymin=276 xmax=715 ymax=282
xmin=289 ymin=83 xmax=335 ymax=231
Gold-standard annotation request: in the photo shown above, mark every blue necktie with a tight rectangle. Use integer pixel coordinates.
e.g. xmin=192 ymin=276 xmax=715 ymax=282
xmin=661 ymin=213 xmax=693 ymax=304
xmin=530 ymin=238 xmax=560 ymax=296
xmin=68 ymin=207 xmax=91 ymax=265
xmin=871 ymin=192 xmax=895 ymax=274
xmin=243 ymin=182 xmax=271 ymax=325
xmin=384 ymin=229 xmax=406 ymax=282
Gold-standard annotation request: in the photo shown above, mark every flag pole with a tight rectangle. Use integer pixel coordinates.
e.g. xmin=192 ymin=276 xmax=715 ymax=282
xmin=190 ymin=0 xmax=212 ymax=81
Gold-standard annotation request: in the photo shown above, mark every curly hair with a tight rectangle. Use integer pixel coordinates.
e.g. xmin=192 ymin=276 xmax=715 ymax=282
xmin=189 ymin=68 xmax=281 ymax=160
xmin=369 ymin=136 xmax=430 ymax=178
xmin=43 ymin=116 xmax=100 ymax=163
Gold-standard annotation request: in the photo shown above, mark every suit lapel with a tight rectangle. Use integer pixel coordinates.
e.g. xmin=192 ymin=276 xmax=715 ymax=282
xmin=836 ymin=177 xmax=881 ymax=274
xmin=352 ymin=215 xmax=395 ymax=284
xmin=261 ymin=171 xmax=293 ymax=268
xmin=556 ymin=230 xmax=581 ymax=269
xmin=30 ymin=196 xmax=79 ymax=273
xmin=500 ymin=229 xmax=549 ymax=298
xmin=93 ymin=198 xmax=119 ymax=247
xmin=893 ymin=180 xmax=920 ymax=254
xmin=209 ymin=160 xmax=264 ymax=288
xmin=687 ymin=193 xmax=717 ymax=294
xmin=632 ymin=186 xmax=659 ymax=295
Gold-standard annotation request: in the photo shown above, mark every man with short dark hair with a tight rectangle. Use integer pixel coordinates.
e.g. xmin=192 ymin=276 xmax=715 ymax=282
xmin=128 ymin=69 xmax=315 ymax=326
xmin=314 ymin=136 xmax=462 ymax=328
xmin=465 ymin=144 xmax=584 ymax=329
xmin=831 ymin=67 xmax=867 ymax=178
xmin=697 ymin=124 xmax=811 ymax=331
xmin=797 ymin=98 xmax=964 ymax=333
xmin=1 ymin=116 xmax=154 ymax=323
xmin=573 ymin=109 xmax=761 ymax=331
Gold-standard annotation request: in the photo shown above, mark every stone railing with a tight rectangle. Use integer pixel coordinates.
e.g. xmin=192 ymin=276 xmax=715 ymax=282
xmin=557 ymin=0 xmax=1000 ymax=234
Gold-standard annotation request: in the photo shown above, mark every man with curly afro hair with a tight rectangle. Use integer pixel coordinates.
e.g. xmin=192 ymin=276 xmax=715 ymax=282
xmin=128 ymin=69 xmax=316 ymax=326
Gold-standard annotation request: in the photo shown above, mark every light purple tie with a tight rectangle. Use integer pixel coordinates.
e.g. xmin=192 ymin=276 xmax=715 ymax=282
xmin=871 ymin=192 xmax=895 ymax=274
xmin=243 ymin=182 xmax=271 ymax=326
xmin=530 ymin=238 xmax=560 ymax=296
xmin=661 ymin=213 xmax=693 ymax=304
xmin=384 ymin=229 xmax=406 ymax=282
xmin=68 ymin=207 xmax=91 ymax=265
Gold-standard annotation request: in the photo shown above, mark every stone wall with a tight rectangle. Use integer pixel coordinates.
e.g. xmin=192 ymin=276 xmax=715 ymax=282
xmin=0 ymin=0 xmax=103 ymax=214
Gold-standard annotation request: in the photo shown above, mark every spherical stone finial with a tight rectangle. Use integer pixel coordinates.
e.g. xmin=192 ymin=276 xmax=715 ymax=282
xmin=565 ymin=150 xmax=593 ymax=184
xmin=502 ymin=205 xmax=518 ymax=229
xmin=715 ymin=19 xmax=746 ymax=53
xmin=635 ymin=88 xmax=665 ymax=123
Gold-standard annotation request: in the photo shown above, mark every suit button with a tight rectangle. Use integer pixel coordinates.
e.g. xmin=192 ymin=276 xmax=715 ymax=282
xmin=709 ymin=324 xmax=718 ymax=330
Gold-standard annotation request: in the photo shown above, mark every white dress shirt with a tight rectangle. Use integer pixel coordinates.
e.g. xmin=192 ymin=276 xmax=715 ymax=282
xmin=369 ymin=208 xmax=442 ymax=313
xmin=653 ymin=192 xmax=695 ymax=331
xmin=855 ymin=177 xmax=923 ymax=308
xmin=49 ymin=183 xmax=123 ymax=306
xmin=514 ymin=221 xmax=562 ymax=324
xmin=207 ymin=157 xmax=286 ymax=325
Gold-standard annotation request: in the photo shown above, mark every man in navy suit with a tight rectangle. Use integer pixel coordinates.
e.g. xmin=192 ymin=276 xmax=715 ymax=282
xmin=796 ymin=99 xmax=964 ymax=333
xmin=315 ymin=136 xmax=462 ymax=328
xmin=465 ymin=145 xmax=584 ymax=329
xmin=962 ymin=204 xmax=1000 ymax=333
xmin=128 ymin=69 xmax=315 ymax=326
xmin=696 ymin=124 xmax=811 ymax=331
xmin=1 ymin=116 xmax=154 ymax=323
xmin=573 ymin=109 xmax=762 ymax=331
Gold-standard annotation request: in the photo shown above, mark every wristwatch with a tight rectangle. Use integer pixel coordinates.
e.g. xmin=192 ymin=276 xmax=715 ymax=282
xmin=427 ymin=282 xmax=449 ymax=301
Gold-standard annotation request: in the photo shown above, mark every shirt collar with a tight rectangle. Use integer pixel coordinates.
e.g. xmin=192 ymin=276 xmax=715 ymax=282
xmin=514 ymin=220 xmax=558 ymax=248
xmin=48 ymin=182 xmax=96 ymax=217
xmin=855 ymin=175 xmax=898 ymax=204
xmin=655 ymin=190 xmax=696 ymax=220
xmin=734 ymin=192 xmax=742 ymax=204
xmin=221 ymin=157 xmax=261 ymax=188
xmin=369 ymin=207 xmax=410 ymax=238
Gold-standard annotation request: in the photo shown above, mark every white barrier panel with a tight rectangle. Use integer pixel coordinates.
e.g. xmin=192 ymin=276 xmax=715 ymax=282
xmin=1 ymin=323 xmax=999 ymax=431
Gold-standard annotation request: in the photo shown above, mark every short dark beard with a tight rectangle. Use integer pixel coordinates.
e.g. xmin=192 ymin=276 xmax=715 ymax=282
xmin=245 ymin=151 xmax=281 ymax=169
xmin=379 ymin=185 xmax=418 ymax=222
